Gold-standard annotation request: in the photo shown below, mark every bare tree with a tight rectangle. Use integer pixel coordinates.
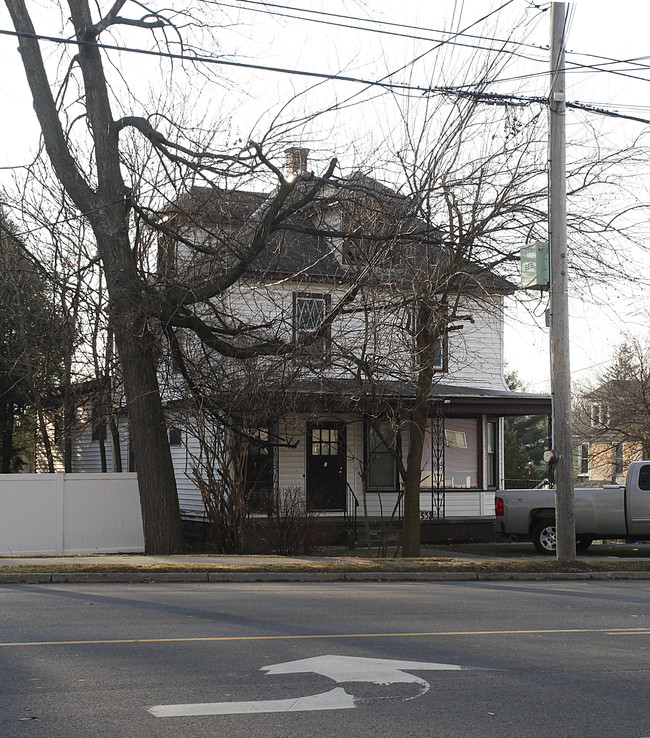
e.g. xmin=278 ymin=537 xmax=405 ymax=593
xmin=4 ymin=1 xmax=647 ymax=558
xmin=0 ymin=215 xmax=65 ymax=472
xmin=4 ymin=1 xmax=343 ymax=552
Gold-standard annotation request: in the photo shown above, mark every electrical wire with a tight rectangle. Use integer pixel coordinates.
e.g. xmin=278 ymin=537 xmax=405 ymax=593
xmin=217 ymin=0 xmax=650 ymax=87
xmin=209 ymin=0 xmax=546 ymax=65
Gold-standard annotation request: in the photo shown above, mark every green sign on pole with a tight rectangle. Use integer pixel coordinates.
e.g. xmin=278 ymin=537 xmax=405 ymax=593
xmin=521 ymin=240 xmax=549 ymax=289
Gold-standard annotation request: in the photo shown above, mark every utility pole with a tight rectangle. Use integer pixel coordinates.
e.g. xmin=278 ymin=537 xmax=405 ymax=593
xmin=549 ymin=2 xmax=576 ymax=564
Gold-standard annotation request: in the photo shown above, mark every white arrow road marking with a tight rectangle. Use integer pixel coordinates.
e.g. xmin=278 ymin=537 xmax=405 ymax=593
xmin=261 ymin=655 xmax=462 ymax=683
xmin=148 ymin=655 xmax=466 ymax=718
xmin=148 ymin=687 xmax=356 ymax=717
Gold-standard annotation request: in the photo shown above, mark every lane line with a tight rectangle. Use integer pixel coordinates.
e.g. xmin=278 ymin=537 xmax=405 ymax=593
xmin=1 ymin=627 xmax=648 ymax=648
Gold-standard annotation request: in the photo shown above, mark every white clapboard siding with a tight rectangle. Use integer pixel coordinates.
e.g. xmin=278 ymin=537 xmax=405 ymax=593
xmin=278 ymin=416 xmax=307 ymax=494
xmin=224 ymin=283 xmax=508 ymax=391
xmin=171 ymin=432 xmax=207 ymax=519
xmin=362 ymin=490 xmax=493 ymax=519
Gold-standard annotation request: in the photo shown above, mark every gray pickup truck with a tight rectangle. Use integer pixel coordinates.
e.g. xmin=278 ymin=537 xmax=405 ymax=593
xmin=494 ymin=460 xmax=650 ymax=554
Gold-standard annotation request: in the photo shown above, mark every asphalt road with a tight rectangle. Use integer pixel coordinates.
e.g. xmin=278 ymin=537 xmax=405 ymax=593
xmin=1 ymin=580 xmax=649 ymax=737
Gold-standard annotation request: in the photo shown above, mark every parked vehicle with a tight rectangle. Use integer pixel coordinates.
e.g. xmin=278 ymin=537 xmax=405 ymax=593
xmin=494 ymin=461 xmax=650 ymax=554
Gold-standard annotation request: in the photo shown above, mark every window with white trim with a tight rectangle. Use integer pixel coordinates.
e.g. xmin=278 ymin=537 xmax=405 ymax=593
xmin=444 ymin=418 xmax=479 ymax=488
xmin=590 ymin=402 xmax=608 ymax=428
xmin=578 ymin=442 xmax=589 ymax=476
xmin=485 ymin=421 xmax=497 ymax=488
xmin=294 ymin=293 xmax=330 ymax=358
xmin=366 ymin=421 xmax=398 ymax=490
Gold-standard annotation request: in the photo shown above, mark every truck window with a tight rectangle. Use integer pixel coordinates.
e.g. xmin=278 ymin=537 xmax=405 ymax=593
xmin=639 ymin=465 xmax=650 ymax=491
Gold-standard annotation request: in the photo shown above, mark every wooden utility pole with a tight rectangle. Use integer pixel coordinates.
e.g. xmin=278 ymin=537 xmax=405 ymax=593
xmin=549 ymin=2 xmax=576 ymax=564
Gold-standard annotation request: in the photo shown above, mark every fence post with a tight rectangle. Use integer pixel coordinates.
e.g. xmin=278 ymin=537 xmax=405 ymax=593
xmin=56 ymin=472 xmax=65 ymax=554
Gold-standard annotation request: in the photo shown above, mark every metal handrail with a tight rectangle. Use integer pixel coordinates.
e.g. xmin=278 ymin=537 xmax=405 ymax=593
xmin=346 ymin=482 xmax=359 ymax=542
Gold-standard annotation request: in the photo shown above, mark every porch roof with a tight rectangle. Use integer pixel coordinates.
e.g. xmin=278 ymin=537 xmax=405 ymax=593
xmin=292 ymin=379 xmax=551 ymax=417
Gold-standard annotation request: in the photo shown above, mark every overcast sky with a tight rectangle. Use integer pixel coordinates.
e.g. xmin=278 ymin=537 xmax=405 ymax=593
xmin=0 ymin=1 xmax=648 ymax=392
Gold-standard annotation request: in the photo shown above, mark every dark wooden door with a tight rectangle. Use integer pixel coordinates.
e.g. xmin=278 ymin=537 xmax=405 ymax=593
xmin=306 ymin=423 xmax=346 ymax=511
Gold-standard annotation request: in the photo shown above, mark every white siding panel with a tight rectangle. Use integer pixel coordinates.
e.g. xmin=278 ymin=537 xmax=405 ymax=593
xmin=62 ymin=473 xmax=143 ymax=553
xmin=361 ymin=490 xmax=493 ymax=519
xmin=172 ymin=433 xmax=207 ymax=519
xmin=0 ymin=475 xmax=61 ymax=554
xmin=0 ymin=473 xmax=143 ymax=555
xmin=443 ymin=491 xmax=484 ymax=517
xmin=278 ymin=416 xmax=306 ymax=496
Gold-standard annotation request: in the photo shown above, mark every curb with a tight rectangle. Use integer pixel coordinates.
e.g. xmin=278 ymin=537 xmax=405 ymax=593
xmin=1 ymin=570 xmax=650 ymax=584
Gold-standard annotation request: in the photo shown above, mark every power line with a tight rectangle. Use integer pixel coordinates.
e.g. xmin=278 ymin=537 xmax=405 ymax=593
xmin=211 ymin=0 xmax=546 ymax=65
xmin=225 ymin=0 xmax=548 ymax=51
xmin=1 ymin=24 xmax=648 ymax=133
xmin=217 ymin=1 xmax=650 ymax=88
xmin=0 ymin=27 xmax=441 ymax=95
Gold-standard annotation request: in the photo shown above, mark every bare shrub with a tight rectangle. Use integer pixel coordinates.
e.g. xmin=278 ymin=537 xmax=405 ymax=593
xmin=264 ymin=486 xmax=316 ymax=556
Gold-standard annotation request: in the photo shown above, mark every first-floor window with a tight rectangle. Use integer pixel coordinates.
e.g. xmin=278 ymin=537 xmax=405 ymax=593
xmin=168 ymin=427 xmax=182 ymax=446
xmin=485 ymin=420 xmax=497 ymax=488
xmin=245 ymin=428 xmax=274 ymax=513
xmin=445 ymin=418 xmax=479 ymax=488
xmin=366 ymin=421 xmax=398 ymax=490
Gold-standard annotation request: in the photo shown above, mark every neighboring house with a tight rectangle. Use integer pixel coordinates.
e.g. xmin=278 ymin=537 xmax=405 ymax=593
xmin=41 ymin=149 xmax=551 ymax=532
xmin=574 ymin=393 xmax=643 ymax=485
xmin=36 ymin=380 xmax=131 ymax=475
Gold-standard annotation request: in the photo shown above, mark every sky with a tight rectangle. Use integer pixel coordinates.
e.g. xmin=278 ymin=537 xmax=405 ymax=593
xmin=0 ymin=1 xmax=648 ymax=394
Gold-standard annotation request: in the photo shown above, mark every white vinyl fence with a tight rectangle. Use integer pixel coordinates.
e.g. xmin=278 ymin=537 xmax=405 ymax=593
xmin=0 ymin=473 xmax=144 ymax=555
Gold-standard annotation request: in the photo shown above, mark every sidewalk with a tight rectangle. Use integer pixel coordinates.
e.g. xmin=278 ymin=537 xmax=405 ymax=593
xmin=1 ymin=548 xmax=649 ymax=583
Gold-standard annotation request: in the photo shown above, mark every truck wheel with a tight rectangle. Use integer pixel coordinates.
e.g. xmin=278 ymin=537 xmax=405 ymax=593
xmin=532 ymin=519 xmax=556 ymax=555
xmin=576 ymin=536 xmax=593 ymax=553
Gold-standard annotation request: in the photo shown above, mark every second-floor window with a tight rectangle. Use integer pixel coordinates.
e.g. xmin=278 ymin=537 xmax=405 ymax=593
xmin=413 ymin=306 xmax=447 ymax=372
xmin=578 ymin=443 xmax=589 ymax=476
xmin=590 ymin=402 xmax=608 ymax=428
xmin=432 ymin=333 xmax=445 ymax=371
xmin=294 ymin=293 xmax=330 ymax=359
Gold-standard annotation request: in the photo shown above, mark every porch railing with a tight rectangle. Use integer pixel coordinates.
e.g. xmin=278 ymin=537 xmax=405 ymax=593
xmin=346 ymin=482 xmax=359 ymax=541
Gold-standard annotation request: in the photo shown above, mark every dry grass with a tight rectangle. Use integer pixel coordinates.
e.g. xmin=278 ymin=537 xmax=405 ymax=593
xmin=1 ymin=556 xmax=650 ymax=575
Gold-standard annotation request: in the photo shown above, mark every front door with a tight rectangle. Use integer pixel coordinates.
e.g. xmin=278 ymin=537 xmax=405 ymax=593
xmin=306 ymin=423 xmax=346 ymax=511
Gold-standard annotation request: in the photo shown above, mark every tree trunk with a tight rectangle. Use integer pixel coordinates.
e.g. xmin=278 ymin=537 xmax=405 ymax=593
xmin=4 ymin=0 xmax=184 ymax=553
xmin=0 ymin=401 xmax=13 ymax=473
xmin=96 ymin=228 xmax=184 ymax=554
xmin=110 ymin=417 xmax=122 ymax=472
xmin=33 ymin=392 xmax=55 ymax=473
xmin=63 ymin=374 xmax=73 ymax=473
xmin=402 ymin=365 xmax=434 ymax=557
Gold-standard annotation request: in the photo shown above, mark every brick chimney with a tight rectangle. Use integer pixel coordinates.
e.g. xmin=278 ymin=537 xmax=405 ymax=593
xmin=284 ymin=147 xmax=310 ymax=178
